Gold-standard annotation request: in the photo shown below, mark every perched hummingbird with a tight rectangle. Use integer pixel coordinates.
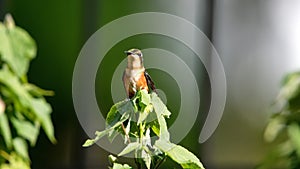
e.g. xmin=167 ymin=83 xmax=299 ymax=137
xmin=123 ymin=48 xmax=156 ymax=98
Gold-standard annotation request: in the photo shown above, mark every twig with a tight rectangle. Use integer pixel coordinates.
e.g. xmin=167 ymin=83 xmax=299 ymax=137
xmin=121 ymin=123 xmax=131 ymax=143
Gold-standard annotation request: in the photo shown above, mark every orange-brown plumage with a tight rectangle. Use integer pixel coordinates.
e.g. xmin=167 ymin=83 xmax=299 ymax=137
xmin=122 ymin=49 xmax=155 ymax=98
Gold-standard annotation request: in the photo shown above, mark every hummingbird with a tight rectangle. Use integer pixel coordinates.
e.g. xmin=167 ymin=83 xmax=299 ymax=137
xmin=123 ymin=48 xmax=156 ymax=98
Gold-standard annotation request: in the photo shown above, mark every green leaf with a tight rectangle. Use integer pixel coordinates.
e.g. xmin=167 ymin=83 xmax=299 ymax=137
xmin=108 ymin=127 xmax=121 ymax=143
xmin=83 ymin=112 xmax=131 ymax=147
xmin=106 ymin=100 xmax=133 ymax=128
xmin=82 ymin=139 xmax=95 ymax=147
xmin=0 ymin=152 xmax=30 ymax=169
xmin=118 ymin=142 xmax=141 ymax=156
xmin=151 ymin=93 xmax=171 ymax=117
xmin=149 ymin=120 xmax=160 ymax=136
xmin=287 ymin=123 xmax=300 ymax=157
xmin=137 ymin=111 xmax=149 ymax=125
xmin=154 ymin=140 xmax=205 ymax=169
xmin=12 ymin=137 xmax=28 ymax=160
xmin=11 ymin=117 xmax=40 ymax=146
xmin=0 ymin=17 xmax=36 ymax=77
xmin=0 ymin=113 xmax=12 ymax=149
xmin=108 ymin=154 xmax=117 ymax=164
xmin=0 ymin=67 xmax=55 ymax=144
xmin=151 ymin=93 xmax=170 ymax=141
xmin=141 ymin=148 xmax=151 ymax=169
xmin=83 ymin=129 xmax=112 ymax=147
xmin=264 ymin=116 xmax=285 ymax=142
xmin=110 ymin=163 xmax=132 ymax=169
xmin=140 ymin=89 xmax=151 ymax=105
xmin=30 ymin=98 xmax=56 ymax=144
xmin=0 ymin=66 xmax=32 ymax=108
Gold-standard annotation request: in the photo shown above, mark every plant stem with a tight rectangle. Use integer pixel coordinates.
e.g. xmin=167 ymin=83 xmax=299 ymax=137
xmin=139 ymin=123 xmax=143 ymax=144
xmin=153 ymin=155 xmax=167 ymax=169
xmin=121 ymin=123 xmax=131 ymax=143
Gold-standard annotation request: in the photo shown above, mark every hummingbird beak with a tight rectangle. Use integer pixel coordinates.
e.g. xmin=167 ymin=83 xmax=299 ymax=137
xmin=124 ymin=51 xmax=132 ymax=55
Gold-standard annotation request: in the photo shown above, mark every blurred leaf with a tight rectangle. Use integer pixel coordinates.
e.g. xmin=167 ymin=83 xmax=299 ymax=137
xmin=137 ymin=110 xmax=149 ymax=125
xmin=0 ymin=66 xmax=32 ymax=108
xmin=262 ymin=71 xmax=300 ymax=169
xmin=30 ymin=98 xmax=56 ymax=144
xmin=118 ymin=142 xmax=140 ymax=156
xmin=288 ymin=123 xmax=300 ymax=157
xmin=0 ymin=66 xmax=55 ymax=143
xmin=140 ymin=89 xmax=151 ymax=106
xmin=0 ymin=113 xmax=12 ymax=149
xmin=0 ymin=16 xmax=36 ymax=77
xmin=154 ymin=139 xmax=205 ymax=169
xmin=264 ymin=116 xmax=285 ymax=142
xmin=24 ymin=83 xmax=54 ymax=97
xmin=0 ymin=98 xmax=5 ymax=115
xmin=11 ymin=118 xmax=39 ymax=146
xmin=0 ymin=14 xmax=55 ymax=169
xmin=0 ymin=152 xmax=30 ymax=169
xmin=12 ymin=138 xmax=28 ymax=160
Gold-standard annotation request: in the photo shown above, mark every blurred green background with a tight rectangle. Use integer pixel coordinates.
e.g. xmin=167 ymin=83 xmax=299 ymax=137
xmin=1 ymin=0 xmax=300 ymax=169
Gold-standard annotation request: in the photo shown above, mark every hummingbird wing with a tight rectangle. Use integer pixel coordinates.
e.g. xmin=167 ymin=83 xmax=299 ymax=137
xmin=144 ymin=71 xmax=157 ymax=93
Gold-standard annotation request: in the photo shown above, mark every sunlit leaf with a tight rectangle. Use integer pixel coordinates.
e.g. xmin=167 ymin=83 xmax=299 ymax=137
xmin=264 ymin=116 xmax=285 ymax=142
xmin=118 ymin=142 xmax=141 ymax=156
xmin=110 ymin=163 xmax=132 ymax=169
xmin=83 ymin=112 xmax=131 ymax=147
xmin=151 ymin=92 xmax=171 ymax=117
xmin=24 ymin=83 xmax=54 ymax=97
xmin=0 ymin=113 xmax=12 ymax=149
xmin=0 ymin=17 xmax=36 ymax=77
xmin=140 ymin=89 xmax=151 ymax=106
xmin=151 ymin=93 xmax=170 ymax=141
xmin=108 ymin=127 xmax=121 ymax=143
xmin=142 ymin=149 xmax=151 ymax=169
xmin=30 ymin=98 xmax=56 ymax=144
xmin=108 ymin=154 xmax=117 ymax=164
xmin=82 ymin=139 xmax=95 ymax=147
xmin=12 ymin=138 xmax=28 ymax=160
xmin=154 ymin=139 xmax=205 ymax=169
xmin=149 ymin=120 xmax=160 ymax=136
xmin=0 ymin=66 xmax=32 ymax=108
xmin=0 ymin=152 xmax=30 ymax=169
xmin=11 ymin=117 xmax=40 ymax=146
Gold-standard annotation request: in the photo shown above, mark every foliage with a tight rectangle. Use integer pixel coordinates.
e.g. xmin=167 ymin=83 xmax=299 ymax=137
xmin=0 ymin=14 xmax=55 ymax=169
xmin=83 ymin=89 xmax=204 ymax=169
xmin=258 ymin=72 xmax=300 ymax=169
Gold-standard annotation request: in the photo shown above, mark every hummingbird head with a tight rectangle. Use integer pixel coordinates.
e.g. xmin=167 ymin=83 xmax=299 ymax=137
xmin=125 ymin=48 xmax=144 ymax=69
